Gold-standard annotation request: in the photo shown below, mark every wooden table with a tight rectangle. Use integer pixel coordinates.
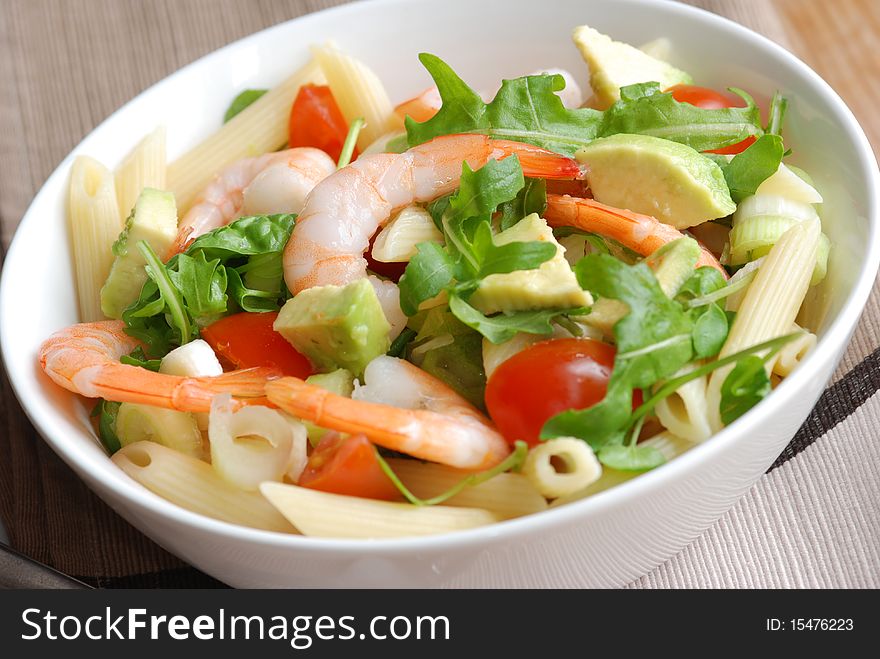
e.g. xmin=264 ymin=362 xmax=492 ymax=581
xmin=1 ymin=0 xmax=878 ymax=587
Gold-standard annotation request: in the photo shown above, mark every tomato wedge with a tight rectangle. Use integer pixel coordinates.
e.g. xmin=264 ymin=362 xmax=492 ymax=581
xmin=201 ymin=311 xmax=313 ymax=377
xmin=299 ymin=433 xmax=399 ymax=501
xmin=288 ymin=84 xmax=353 ymax=162
xmin=485 ymin=338 xmax=642 ymax=447
xmin=666 ymin=83 xmax=757 ymax=155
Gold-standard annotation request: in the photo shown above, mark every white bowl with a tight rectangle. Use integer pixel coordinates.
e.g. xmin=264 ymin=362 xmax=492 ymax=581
xmin=2 ymin=0 xmax=878 ymax=588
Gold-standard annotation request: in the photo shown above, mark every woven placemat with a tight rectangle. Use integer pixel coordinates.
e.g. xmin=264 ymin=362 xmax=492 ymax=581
xmin=0 ymin=0 xmax=877 ymax=588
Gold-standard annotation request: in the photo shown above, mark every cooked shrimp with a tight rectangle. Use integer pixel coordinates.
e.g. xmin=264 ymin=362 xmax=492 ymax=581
xmin=284 ymin=134 xmax=583 ymax=335
xmin=169 ymin=147 xmax=335 ymax=254
xmin=40 ymin=321 xmax=278 ymax=412
xmin=544 ymin=194 xmax=727 ymax=276
xmin=393 ymin=69 xmax=583 ymax=125
xmin=266 ymin=356 xmax=510 ymax=470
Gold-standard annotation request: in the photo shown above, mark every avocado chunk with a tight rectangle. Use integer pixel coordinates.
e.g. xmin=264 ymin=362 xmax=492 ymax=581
xmin=573 ymin=25 xmax=693 ymax=110
xmin=274 ymin=279 xmax=391 ymax=376
xmin=576 ymin=134 xmax=736 ymax=228
xmin=100 ymin=188 xmax=179 ymax=319
xmin=302 ymin=369 xmax=355 ymax=446
xmin=469 ymin=214 xmax=593 ymax=314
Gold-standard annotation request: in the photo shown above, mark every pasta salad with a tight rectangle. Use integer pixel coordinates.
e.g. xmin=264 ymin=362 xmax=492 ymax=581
xmin=41 ymin=25 xmax=827 ymax=538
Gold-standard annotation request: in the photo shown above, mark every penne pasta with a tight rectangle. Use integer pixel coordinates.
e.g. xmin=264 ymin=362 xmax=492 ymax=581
xmin=550 ymin=431 xmax=692 ymax=507
xmin=771 ymin=323 xmax=817 ymax=377
xmin=260 ymin=482 xmax=500 ymax=539
xmin=112 ymin=441 xmax=296 ymax=533
xmin=312 ymin=43 xmax=400 ymax=150
xmin=654 ymin=363 xmax=713 ymax=443
xmin=115 ymin=126 xmax=167 ymax=221
xmin=67 ymin=155 xmax=124 ymax=322
xmin=706 ymin=219 xmax=821 ymax=431
xmin=167 ymin=59 xmax=325 ymax=213
xmin=386 ymin=458 xmax=547 ymax=519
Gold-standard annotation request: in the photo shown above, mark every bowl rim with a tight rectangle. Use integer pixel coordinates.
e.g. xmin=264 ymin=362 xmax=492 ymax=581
xmin=2 ymin=0 xmax=879 ymax=557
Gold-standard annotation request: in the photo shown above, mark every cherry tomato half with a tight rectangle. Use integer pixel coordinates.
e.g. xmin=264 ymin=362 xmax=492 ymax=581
xmin=201 ymin=311 xmax=313 ymax=377
xmin=299 ymin=433 xmax=399 ymax=501
xmin=484 ymin=338 xmax=641 ymax=447
xmin=288 ymin=84 xmax=353 ymax=162
xmin=666 ymin=83 xmax=757 ymax=155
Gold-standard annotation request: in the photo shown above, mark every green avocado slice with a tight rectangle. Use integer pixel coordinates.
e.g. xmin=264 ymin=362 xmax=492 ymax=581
xmin=576 ymin=134 xmax=736 ymax=228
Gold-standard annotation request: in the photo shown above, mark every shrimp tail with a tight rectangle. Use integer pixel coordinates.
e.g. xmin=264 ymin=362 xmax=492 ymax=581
xmin=544 ymin=194 xmax=727 ymax=276
xmin=266 ymin=377 xmax=509 ymax=470
xmin=488 ymin=139 xmax=586 ymax=180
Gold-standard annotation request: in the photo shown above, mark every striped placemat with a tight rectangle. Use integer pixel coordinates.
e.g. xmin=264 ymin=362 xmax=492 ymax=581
xmin=0 ymin=0 xmax=877 ymax=588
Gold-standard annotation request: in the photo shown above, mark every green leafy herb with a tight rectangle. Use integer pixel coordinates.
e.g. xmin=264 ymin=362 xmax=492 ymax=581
xmin=138 ymin=241 xmax=193 ymax=346
xmin=449 ymin=295 xmax=582 ymax=344
xmin=91 ymin=400 xmax=122 ymax=454
xmin=717 ymin=133 xmax=785 ymax=202
xmin=122 ymin=214 xmax=296 ymax=357
xmin=719 ymin=355 xmax=771 ymax=424
xmin=766 ymin=91 xmax=788 ymax=137
xmin=597 ymin=443 xmax=666 ymax=472
xmin=119 ymin=346 xmax=161 ymax=371
xmin=405 ymin=55 xmax=764 ymax=156
xmin=223 ymin=89 xmax=268 ymax=123
xmin=597 ymin=82 xmax=762 ymax=153
xmin=375 ymin=440 xmax=529 ymax=506
xmin=541 ymin=254 xmax=694 ymax=446
xmin=691 ymin=302 xmax=728 ymax=358
xmin=406 ymin=54 xmax=601 ymax=156
xmin=398 ymin=242 xmax=456 ymax=316
xmin=498 ymin=178 xmax=547 ymax=231
xmin=684 ymin=268 xmax=757 ymax=309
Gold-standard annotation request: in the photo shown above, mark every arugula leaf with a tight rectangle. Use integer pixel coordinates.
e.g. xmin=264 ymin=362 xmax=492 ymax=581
xmin=717 ymin=134 xmax=784 ymax=202
xmin=405 ymin=57 xmax=765 ymax=157
xmin=120 ymin=346 xmax=161 ymax=371
xmin=91 ymin=400 xmax=122 ymax=454
xmin=398 ymin=242 xmax=456 ymax=316
xmin=470 ymin=221 xmax=556 ymax=279
xmin=138 ymin=241 xmax=193 ymax=346
xmin=597 ymin=443 xmax=666 ymax=472
xmin=580 ymin=255 xmax=693 ymax=387
xmin=766 ymin=91 xmax=788 ymax=137
xmin=226 ymin=268 xmax=281 ymax=313
xmin=542 ymin=254 xmax=693 ymax=444
xmin=691 ymin=302 xmax=728 ymax=358
xmin=676 ymin=266 xmax=727 ymax=303
xmin=406 ymin=53 xmax=601 ymax=156
xmin=122 ymin=214 xmax=296 ymax=356
xmin=446 ymin=156 xmax=525 ymax=225
xmin=448 ymin=295 xmax=580 ymax=344
xmin=719 ymin=355 xmax=771 ymax=424
xmin=223 ymin=89 xmax=268 ymax=123
xmin=186 ymin=214 xmax=295 ymax=257
xmin=176 ymin=251 xmax=228 ymax=319
xmin=498 ymin=178 xmax=547 ymax=231
xmin=598 ymin=83 xmax=763 ymax=152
